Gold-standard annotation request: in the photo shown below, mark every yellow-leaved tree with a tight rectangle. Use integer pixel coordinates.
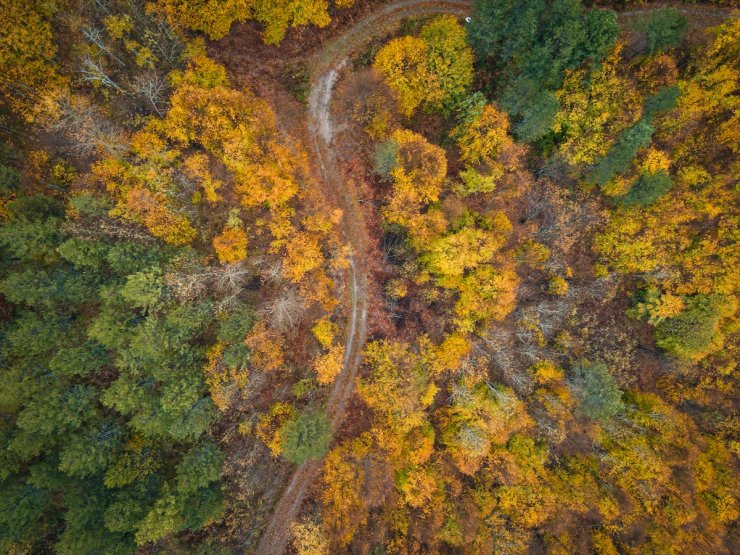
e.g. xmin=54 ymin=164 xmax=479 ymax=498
xmin=0 ymin=0 xmax=65 ymax=121
xmin=374 ymin=16 xmax=473 ymax=116
xmin=154 ymin=0 xmax=354 ymax=43
xmin=552 ymin=44 xmax=642 ymax=166
xmin=152 ymin=0 xmax=252 ymax=39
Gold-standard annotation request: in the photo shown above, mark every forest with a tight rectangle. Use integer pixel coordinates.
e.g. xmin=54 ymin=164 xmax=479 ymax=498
xmin=0 ymin=0 xmax=737 ymax=553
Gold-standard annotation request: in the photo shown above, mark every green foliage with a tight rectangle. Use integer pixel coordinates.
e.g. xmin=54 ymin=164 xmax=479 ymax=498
xmin=589 ymin=118 xmax=654 ymax=186
xmin=618 ymin=171 xmax=673 ymax=207
xmin=0 ymin=164 xmax=19 ymax=192
xmin=469 ymin=0 xmax=619 ymax=142
xmin=0 ymin=190 xmax=244 ymax=550
xmin=119 ymin=268 xmax=165 ymax=310
xmin=134 ymin=491 xmax=184 ymax=545
xmin=280 ymin=410 xmax=332 ymax=464
xmin=58 ymin=422 xmax=122 ymax=477
xmin=643 ymin=85 xmax=681 ymax=117
xmin=458 ymin=167 xmax=498 ymax=195
xmin=0 ymin=483 xmax=51 ymax=550
xmin=502 ymin=82 xmax=560 ymax=142
xmin=374 ymin=139 xmax=398 ymax=177
xmin=176 ymin=442 xmax=225 ymax=495
xmin=642 ymin=8 xmax=687 ymax=54
xmin=568 ymin=361 xmax=624 ymax=421
xmin=217 ymin=303 xmax=256 ymax=343
xmin=68 ymin=192 xmax=113 ymax=218
xmin=655 ymin=295 xmax=722 ymax=360
xmin=182 ymin=484 xmax=225 ymax=530
xmin=0 ymin=212 xmax=62 ymax=263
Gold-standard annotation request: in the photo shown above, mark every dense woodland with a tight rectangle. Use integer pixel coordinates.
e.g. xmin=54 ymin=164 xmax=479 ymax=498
xmin=0 ymin=0 xmax=737 ymax=553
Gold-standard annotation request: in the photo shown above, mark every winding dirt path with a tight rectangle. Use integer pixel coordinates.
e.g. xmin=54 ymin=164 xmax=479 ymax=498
xmin=253 ymin=1 xmax=734 ymax=553
xmin=254 ymin=2 xmax=472 ymax=554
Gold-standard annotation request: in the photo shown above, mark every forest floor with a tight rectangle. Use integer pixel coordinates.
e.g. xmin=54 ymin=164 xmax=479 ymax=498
xmin=252 ymin=1 xmax=734 ymax=553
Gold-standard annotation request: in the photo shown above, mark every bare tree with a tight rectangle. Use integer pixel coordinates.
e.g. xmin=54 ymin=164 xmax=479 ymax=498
xmin=262 ymin=289 xmax=305 ymax=332
xmin=83 ymin=0 xmax=113 ymax=17
xmin=130 ymin=73 xmax=168 ymax=116
xmin=50 ymin=95 xmax=127 ymax=157
xmin=80 ymin=55 xmax=125 ymax=92
xmin=150 ymin=18 xmax=184 ymax=66
xmin=165 ymin=260 xmax=251 ymax=305
xmin=456 ymin=424 xmax=488 ymax=456
xmin=64 ymin=218 xmax=157 ymax=244
xmin=83 ymin=27 xmax=126 ymax=66
xmin=259 ymin=259 xmax=286 ymax=285
xmin=212 ymin=262 xmax=251 ymax=300
xmin=449 ymin=379 xmax=472 ymax=406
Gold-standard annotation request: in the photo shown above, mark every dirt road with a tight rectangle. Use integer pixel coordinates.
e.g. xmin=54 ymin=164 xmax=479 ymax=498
xmin=253 ymin=2 xmax=472 ymax=554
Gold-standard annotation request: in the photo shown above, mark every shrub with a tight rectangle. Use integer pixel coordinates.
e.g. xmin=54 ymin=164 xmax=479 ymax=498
xmin=618 ymin=171 xmax=673 ymax=207
xmin=643 ymin=8 xmax=687 ymax=54
xmin=655 ymin=295 xmax=722 ymax=360
xmin=374 ymin=139 xmax=398 ymax=177
xmin=547 ymin=276 xmax=569 ymax=296
xmin=568 ymin=361 xmax=624 ymax=421
xmin=281 ymin=410 xmax=332 ymax=464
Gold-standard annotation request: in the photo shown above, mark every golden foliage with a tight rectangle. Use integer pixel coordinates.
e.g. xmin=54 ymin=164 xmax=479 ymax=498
xmin=281 ymin=231 xmax=324 ymax=283
xmin=440 ymin=376 xmax=532 ymax=475
xmin=358 ymin=339 xmax=439 ymax=439
xmin=453 ymin=263 xmax=518 ymax=333
xmin=373 ymin=35 xmax=440 ymax=117
xmin=312 ymin=318 xmax=337 ymax=348
xmin=374 ymin=16 xmax=472 ymax=116
xmin=122 ymin=186 xmax=196 ymax=245
xmin=397 ymin=465 xmax=438 ymax=510
xmin=152 ymin=0 xmax=251 ymax=39
xmin=313 ymin=345 xmax=344 ymax=385
xmin=184 ymin=153 xmax=223 ymax=202
xmin=321 ymin=434 xmax=372 ymax=547
xmin=204 ymin=342 xmax=249 ymax=411
xmin=291 ymin=519 xmax=329 ymax=555
xmin=244 ymin=321 xmax=284 ymax=372
xmin=456 ymin=104 xmax=512 ymax=166
xmin=0 ymin=0 xmax=64 ymax=121
xmin=256 ymin=402 xmax=295 ymax=456
xmin=213 ymin=226 xmax=248 ymax=263
xmin=553 ymin=44 xmax=642 ymax=165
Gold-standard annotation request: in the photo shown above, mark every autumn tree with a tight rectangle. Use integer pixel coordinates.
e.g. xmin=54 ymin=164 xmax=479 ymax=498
xmin=0 ymin=0 xmax=64 ymax=121
xmin=373 ymin=35 xmax=439 ymax=117
xmin=382 ymin=129 xmax=448 ymax=243
xmin=154 ymin=0 xmax=353 ymax=43
xmin=321 ymin=434 xmax=372 ymax=547
xmin=453 ymin=102 xmax=523 ymax=194
xmin=153 ymin=0 xmax=252 ymax=39
xmin=374 ymin=16 xmax=473 ymax=116
xmin=357 ymin=339 xmax=439 ymax=445
xmin=440 ymin=375 xmax=531 ymax=474
xmin=553 ymin=44 xmax=642 ymax=166
xmin=213 ymin=224 xmax=248 ymax=263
